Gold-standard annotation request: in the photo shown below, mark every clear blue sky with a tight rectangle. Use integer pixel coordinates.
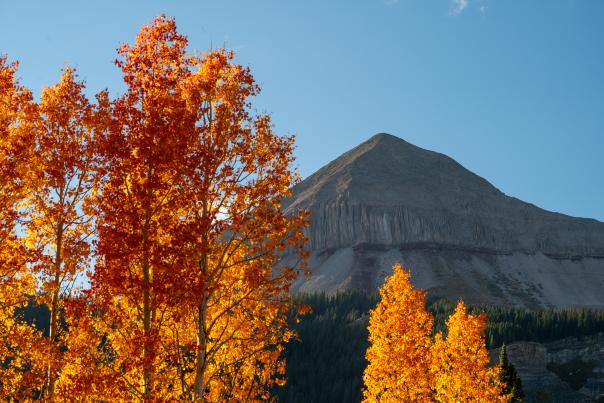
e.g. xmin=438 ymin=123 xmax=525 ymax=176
xmin=1 ymin=0 xmax=603 ymax=220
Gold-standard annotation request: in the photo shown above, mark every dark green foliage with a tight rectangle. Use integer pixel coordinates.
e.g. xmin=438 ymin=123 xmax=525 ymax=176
xmin=275 ymin=291 xmax=377 ymax=403
xmin=15 ymin=297 xmax=50 ymax=335
xmin=278 ymin=292 xmax=604 ymax=403
xmin=428 ymin=298 xmax=604 ymax=348
xmin=499 ymin=344 xmax=524 ymax=402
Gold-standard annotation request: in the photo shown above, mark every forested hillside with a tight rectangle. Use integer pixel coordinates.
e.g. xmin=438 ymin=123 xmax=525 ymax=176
xmin=277 ymin=292 xmax=604 ymax=403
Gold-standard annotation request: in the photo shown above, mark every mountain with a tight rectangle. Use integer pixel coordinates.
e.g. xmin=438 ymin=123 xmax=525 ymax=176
xmin=283 ymin=133 xmax=604 ymax=308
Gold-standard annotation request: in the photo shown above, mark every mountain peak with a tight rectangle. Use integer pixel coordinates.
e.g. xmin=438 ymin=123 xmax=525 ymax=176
xmin=358 ymin=132 xmax=416 ymax=154
xmin=286 ymin=132 xmax=499 ymax=210
xmin=367 ymin=132 xmax=403 ymax=143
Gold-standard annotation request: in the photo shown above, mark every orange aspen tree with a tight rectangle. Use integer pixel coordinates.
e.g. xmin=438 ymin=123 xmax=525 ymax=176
xmin=86 ymin=16 xmax=307 ymax=401
xmin=168 ymin=49 xmax=307 ymax=400
xmin=89 ymin=16 xmax=194 ymax=400
xmin=362 ymin=264 xmax=434 ymax=402
xmin=431 ymin=301 xmax=507 ymax=402
xmin=0 ymin=55 xmax=46 ymax=399
xmin=23 ymin=67 xmax=98 ymax=400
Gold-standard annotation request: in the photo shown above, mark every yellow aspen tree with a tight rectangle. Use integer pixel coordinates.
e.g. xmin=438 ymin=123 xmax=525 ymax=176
xmin=363 ymin=264 xmax=434 ymax=402
xmin=431 ymin=301 xmax=507 ymax=402
xmin=364 ymin=265 xmax=510 ymax=402
xmin=23 ymin=67 xmax=97 ymax=400
xmin=172 ymin=49 xmax=308 ymax=401
xmin=0 ymin=55 xmax=45 ymax=399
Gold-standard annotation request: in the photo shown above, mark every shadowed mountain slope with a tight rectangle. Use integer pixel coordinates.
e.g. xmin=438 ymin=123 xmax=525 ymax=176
xmin=284 ymin=133 xmax=604 ymax=308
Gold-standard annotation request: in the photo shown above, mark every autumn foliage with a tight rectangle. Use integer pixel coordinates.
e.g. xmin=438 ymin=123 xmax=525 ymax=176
xmin=0 ymin=54 xmax=45 ymax=400
xmin=25 ymin=66 xmax=99 ymax=399
xmin=363 ymin=264 xmax=508 ymax=402
xmin=0 ymin=15 xmax=307 ymax=401
xmin=2 ymin=15 xmax=514 ymax=402
xmin=363 ymin=265 xmax=433 ymax=401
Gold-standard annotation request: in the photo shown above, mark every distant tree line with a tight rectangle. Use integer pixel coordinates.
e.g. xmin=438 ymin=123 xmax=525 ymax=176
xmin=429 ymin=298 xmax=604 ymax=348
xmin=277 ymin=291 xmax=604 ymax=403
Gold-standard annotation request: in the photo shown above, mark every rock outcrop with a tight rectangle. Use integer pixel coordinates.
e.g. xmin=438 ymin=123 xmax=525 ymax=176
xmin=284 ymin=133 xmax=604 ymax=308
xmin=491 ymin=333 xmax=604 ymax=402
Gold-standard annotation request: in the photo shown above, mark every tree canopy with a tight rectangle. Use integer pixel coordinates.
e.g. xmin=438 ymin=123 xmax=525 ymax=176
xmin=0 ymin=15 xmax=307 ymax=401
xmin=363 ymin=264 xmax=507 ymax=402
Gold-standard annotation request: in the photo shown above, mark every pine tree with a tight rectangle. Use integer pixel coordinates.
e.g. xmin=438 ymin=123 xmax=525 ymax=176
xmin=498 ymin=344 xmax=524 ymax=402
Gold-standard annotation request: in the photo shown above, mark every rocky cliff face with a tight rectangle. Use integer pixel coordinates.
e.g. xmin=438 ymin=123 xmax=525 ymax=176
xmin=491 ymin=333 xmax=604 ymax=402
xmin=284 ymin=133 xmax=604 ymax=308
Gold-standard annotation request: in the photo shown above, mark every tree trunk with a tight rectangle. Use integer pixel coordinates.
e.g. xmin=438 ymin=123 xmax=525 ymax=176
xmin=143 ymin=257 xmax=152 ymax=399
xmin=142 ymin=163 xmax=153 ymax=399
xmin=193 ymin=200 xmax=209 ymax=400
xmin=46 ymin=220 xmax=63 ymax=400
xmin=193 ymin=295 xmax=208 ymax=400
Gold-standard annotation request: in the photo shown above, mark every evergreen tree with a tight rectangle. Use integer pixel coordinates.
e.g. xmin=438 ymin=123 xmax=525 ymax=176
xmin=498 ymin=344 xmax=524 ymax=402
